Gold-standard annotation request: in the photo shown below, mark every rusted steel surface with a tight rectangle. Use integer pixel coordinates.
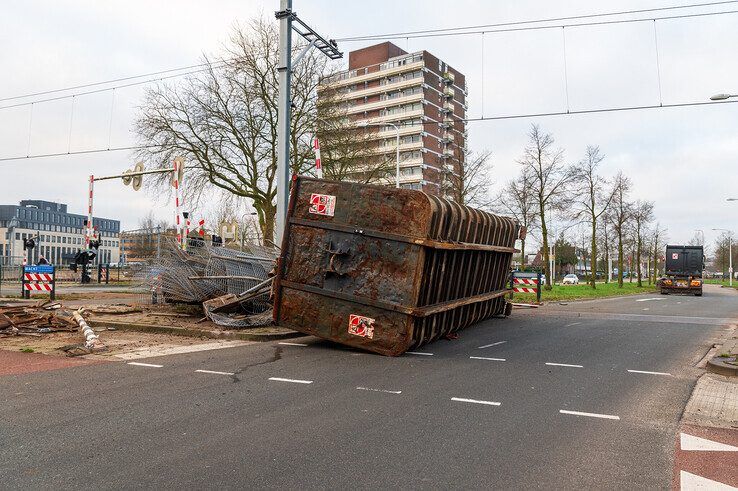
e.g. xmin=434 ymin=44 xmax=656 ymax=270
xmin=273 ymin=177 xmax=520 ymax=356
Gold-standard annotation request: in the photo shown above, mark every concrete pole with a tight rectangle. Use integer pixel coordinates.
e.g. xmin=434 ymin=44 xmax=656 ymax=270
xmin=729 ymin=237 xmax=733 ymax=287
xmin=275 ymin=0 xmax=293 ymax=247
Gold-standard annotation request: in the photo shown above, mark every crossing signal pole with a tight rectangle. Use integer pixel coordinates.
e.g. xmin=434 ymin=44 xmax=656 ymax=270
xmin=274 ymin=0 xmax=341 ymax=246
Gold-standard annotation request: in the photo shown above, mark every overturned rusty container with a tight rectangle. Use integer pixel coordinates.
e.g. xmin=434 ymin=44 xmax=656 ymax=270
xmin=273 ymin=177 xmax=520 ymax=356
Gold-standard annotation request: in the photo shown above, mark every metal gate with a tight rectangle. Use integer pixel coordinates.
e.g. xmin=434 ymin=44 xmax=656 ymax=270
xmin=273 ymin=177 xmax=521 ymax=356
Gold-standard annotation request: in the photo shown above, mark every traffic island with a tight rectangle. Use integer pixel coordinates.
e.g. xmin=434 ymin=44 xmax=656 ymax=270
xmin=707 ymin=339 xmax=738 ymax=377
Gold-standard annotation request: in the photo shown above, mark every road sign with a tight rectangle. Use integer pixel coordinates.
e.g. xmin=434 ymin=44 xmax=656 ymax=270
xmin=21 ymin=265 xmax=55 ymax=300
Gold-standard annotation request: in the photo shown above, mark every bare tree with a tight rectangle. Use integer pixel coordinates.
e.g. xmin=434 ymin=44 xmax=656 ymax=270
xmin=135 ymin=19 xmax=329 ymax=246
xmin=610 ymin=172 xmax=632 ymax=288
xmin=445 ymin=149 xmax=494 ymax=209
xmin=651 ymin=223 xmax=668 ymax=280
xmin=518 ymin=124 xmax=571 ymax=289
xmin=571 ymin=145 xmax=614 ymax=288
xmin=496 ymin=169 xmax=538 ymax=267
xmin=314 ymin=84 xmax=394 ymax=183
xmin=632 ymin=200 xmax=654 ymax=287
xmin=598 ymin=213 xmax=613 ymax=283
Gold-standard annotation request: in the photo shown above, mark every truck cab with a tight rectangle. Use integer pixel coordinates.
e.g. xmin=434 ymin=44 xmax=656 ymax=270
xmin=660 ymin=245 xmax=704 ymax=296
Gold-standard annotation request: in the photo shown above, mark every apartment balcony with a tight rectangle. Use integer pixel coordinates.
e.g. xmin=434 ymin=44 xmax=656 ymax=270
xmin=441 ymin=133 xmax=453 ymax=144
xmin=367 ymin=140 xmax=423 ymax=156
xmin=443 ymin=87 xmax=455 ymax=98
xmin=323 ymin=60 xmax=425 ymax=88
xmin=362 ymin=125 xmax=424 ymax=141
xmin=345 ymin=92 xmax=424 ymax=115
xmin=354 ymin=108 xmax=424 ymax=125
xmin=442 ymin=71 xmax=455 ymax=84
xmin=333 ymin=78 xmax=425 ymax=101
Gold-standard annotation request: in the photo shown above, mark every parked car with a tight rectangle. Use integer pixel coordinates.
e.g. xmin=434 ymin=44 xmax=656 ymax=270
xmin=562 ymin=273 xmax=579 ymax=285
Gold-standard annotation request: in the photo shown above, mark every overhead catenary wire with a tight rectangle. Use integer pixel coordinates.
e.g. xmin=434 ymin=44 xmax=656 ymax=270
xmin=335 ymin=8 xmax=738 ymax=42
xmin=336 ymin=0 xmax=738 ymax=41
xmin=0 ymin=99 xmax=737 ymax=163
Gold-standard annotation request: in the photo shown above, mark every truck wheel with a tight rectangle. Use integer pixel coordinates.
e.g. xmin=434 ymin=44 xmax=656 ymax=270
xmin=660 ymin=290 xmax=667 ymax=295
xmin=695 ymin=292 xmax=702 ymax=297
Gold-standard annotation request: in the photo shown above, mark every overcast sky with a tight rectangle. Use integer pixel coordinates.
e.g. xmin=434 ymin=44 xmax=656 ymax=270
xmin=1 ymin=1 xmax=737 ymax=251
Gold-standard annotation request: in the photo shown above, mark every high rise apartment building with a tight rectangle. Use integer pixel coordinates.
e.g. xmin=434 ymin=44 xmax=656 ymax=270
xmin=320 ymin=42 xmax=467 ymax=194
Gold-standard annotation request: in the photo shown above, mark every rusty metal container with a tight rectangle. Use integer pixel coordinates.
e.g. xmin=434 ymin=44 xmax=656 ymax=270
xmin=273 ymin=177 xmax=520 ymax=356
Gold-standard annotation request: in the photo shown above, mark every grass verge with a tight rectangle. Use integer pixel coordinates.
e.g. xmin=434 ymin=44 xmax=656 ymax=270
xmin=512 ymin=281 xmax=659 ymax=303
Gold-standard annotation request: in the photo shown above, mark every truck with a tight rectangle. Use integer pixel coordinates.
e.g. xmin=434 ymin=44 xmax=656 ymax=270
xmin=660 ymin=245 xmax=704 ymax=296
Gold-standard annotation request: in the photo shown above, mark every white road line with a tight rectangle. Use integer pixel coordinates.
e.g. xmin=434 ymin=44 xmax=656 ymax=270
xmin=565 ymin=322 xmax=582 ymax=327
xmin=627 ymin=369 xmax=672 ymax=376
xmin=477 ymin=341 xmax=507 ymax=349
xmin=127 ymin=362 xmax=163 ymax=368
xmin=195 ymin=369 xmax=235 ymax=376
xmin=356 ymin=386 xmax=402 ymax=394
xmin=278 ymin=342 xmax=308 ymax=347
xmin=406 ymin=351 xmax=434 ymax=356
xmin=559 ymin=409 xmax=620 ymax=420
xmin=451 ymin=397 xmax=501 ymax=406
xmin=268 ymin=377 xmax=313 ymax=384
xmin=545 ymin=362 xmax=583 ymax=368
xmin=635 ymin=298 xmax=665 ymax=302
xmin=642 ymin=308 xmax=650 ymax=311
xmin=469 ymin=356 xmax=506 ymax=362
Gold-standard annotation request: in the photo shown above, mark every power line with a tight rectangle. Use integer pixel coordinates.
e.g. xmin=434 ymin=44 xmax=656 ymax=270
xmin=0 ymin=61 xmax=225 ymax=103
xmin=0 ymin=64 xmax=229 ymax=111
xmin=336 ymin=0 xmax=738 ymax=41
xmin=1 ymin=99 xmax=736 ymax=163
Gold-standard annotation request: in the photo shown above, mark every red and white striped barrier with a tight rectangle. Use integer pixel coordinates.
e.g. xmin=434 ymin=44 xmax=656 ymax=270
xmin=24 ymin=273 xmax=53 ymax=282
xmin=313 ymin=136 xmax=323 ymax=179
xmin=173 ymin=159 xmax=183 ymax=249
xmin=198 ymin=219 xmax=205 ymax=237
xmin=512 ymin=277 xmax=539 ymax=294
xmin=24 ymin=283 xmax=53 ymax=291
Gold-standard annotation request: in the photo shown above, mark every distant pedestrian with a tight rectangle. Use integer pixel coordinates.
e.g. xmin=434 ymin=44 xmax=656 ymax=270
xmin=37 ymin=256 xmax=48 ymax=265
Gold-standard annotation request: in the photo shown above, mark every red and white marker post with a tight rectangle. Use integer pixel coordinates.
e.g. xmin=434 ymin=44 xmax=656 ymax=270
xmin=313 ymin=136 xmax=323 ymax=179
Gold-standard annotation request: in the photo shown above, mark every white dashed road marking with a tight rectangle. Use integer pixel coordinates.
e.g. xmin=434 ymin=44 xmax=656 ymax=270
xmin=469 ymin=356 xmax=506 ymax=362
xmin=680 ymin=470 xmax=735 ymax=489
xmin=451 ymin=397 xmax=501 ymax=406
xmin=127 ymin=362 xmax=163 ymax=368
xmin=268 ymin=377 xmax=313 ymax=384
xmin=565 ymin=322 xmax=582 ymax=327
xmin=636 ymin=298 xmax=665 ymax=302
xmin=356 ymin=387 xmax=402 ymax=394
xmin=559 ymin=409 xmax=620 ymax=420
xmin=627 ymin=369 xmax=672 ymax=376
xmin=545 ymin=362 xmax=583 ymax=368
xmin=406 ymin=351 xmax=434 ymax=356
xmin=477 ymin=341 xmax=507 ymax=349
xmin=195 ymin=369 xmax=235 ymax=376
xmin=680 ymin=433 xmax=738 ymax=451
xmin=278 ymin=342 xmax=308 ymax=347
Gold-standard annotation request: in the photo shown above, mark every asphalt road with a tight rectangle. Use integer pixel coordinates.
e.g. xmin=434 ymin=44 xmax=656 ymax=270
xmin=1 ymin=285 xmax=735 ymax=489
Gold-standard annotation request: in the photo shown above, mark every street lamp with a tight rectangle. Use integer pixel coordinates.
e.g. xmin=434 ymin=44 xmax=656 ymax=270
xmin=712 ymin=228 xmax=733 ymax=287
xmin=356 ymin=121 xmax=401 ymax=189
xmin=710 ymin=93 xmax=737 ymax=100
xmin=727 ymin=198 xmax=738 ymax=201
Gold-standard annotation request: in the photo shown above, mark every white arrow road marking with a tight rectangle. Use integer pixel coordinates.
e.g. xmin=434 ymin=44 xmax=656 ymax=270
xmin=195 ymin=369 xmax=235 ymax=376
xmin=680 ymin=471 xmax=736 ymax=490
xmin=559 ymin=410 xmax=620 ymax=420
xmin=268 ymin=377 xmax=313 ymax=384
xmin=477 ymin=341 xmax=507 ymax=349
xmin=680 ymin=433 xmax=738 ymax=452
xmin=451 ymin=397 xmax=501 ymax=406
xmin=127 ymin=362 xmax=163 ymax=368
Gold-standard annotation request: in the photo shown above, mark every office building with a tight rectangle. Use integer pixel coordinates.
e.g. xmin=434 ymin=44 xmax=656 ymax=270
xmin=0 ymin=200 xmax=120 ymax=266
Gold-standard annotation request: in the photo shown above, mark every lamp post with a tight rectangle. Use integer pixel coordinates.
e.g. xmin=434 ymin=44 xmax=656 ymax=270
xmin=356 ymin=121 xmax=401 ymax=188
xmin=710 ymin=93 xmax=738 ymax=101
xmin=712 ymin=228 xmax=733 ymax=287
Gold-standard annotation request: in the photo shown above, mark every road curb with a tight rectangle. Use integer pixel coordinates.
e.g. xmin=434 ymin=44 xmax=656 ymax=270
xmin=706 ymin=339 xmax=737 ymax=377
xmin=87 ymin=319 xmax=301 ymax=342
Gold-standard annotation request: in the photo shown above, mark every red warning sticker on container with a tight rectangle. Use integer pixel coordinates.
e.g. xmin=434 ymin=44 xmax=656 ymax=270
xmin=309 ymin=193 xmax=336 ymax=217
xmin=672 ymin=253 xmax=679 ymax=260
xmin=348 ymin=314 xmax=375 ymax=339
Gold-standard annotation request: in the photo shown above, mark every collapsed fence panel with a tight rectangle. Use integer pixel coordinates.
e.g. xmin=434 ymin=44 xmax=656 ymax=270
xmin=273 ymin=177 xmax=521 ymax=356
